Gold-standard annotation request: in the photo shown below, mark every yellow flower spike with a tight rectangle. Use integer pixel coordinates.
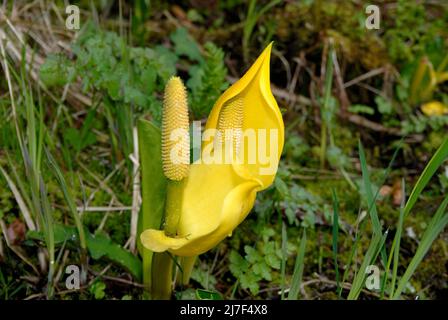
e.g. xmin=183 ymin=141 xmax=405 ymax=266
xmin=161 ymin=76 xmax=190 ymax=237
xmin=141 ymin=43 xmax=284 ymax=257
xmin=421 ymin=101 xmax=448 ymax=116
xmin=161 ymin=76 xmax=190 ymax=181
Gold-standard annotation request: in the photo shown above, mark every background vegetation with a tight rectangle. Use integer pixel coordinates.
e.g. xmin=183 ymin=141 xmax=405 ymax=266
xmin=0 ymin=0 xmax=447 ymax=300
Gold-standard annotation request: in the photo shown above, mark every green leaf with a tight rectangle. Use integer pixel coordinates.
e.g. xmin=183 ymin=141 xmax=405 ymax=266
xmin=253 ymin=262 xmax=272 ymax=281
xmin=274 ymin=176 xmax=289 ymax=199
xmin=264 ymin=241 xmax=281 ymax=269
xmin=39 ymin=54 xmax=76 ymax=87
xmin=27 ymin=225 xmax=142 ymax=281
xmin=195 ymin=289 xmax=222 ymax=300
xmin=137 ymin=118 xmax=167 ymax=288
xmin=327 ymin=145 xmax=350 ymax=169
xmin=141 ymin=67 xmax=157 ymax=93
xmin=348 ymin=104 xmax=375 ymax=115
xmin=240 ymin=273 xmax=260 ymax=295
xmin=191 ymin=264 xmax=217 ymax=289
xmin=244 ymin=245 xmax=262 ymax=264
xmin=27 ymin=224 xmax=74 ymax=244
xmin=170 ymin=27 xmax=203 ymax=62
xmin=177 ymin=288 xmax=197 ymax=300
xmin=187 ymin=42 xmax=229 ymax=117
xmin=90 ymin=281 xmax=106 ymax=300
xmin=87 ymin=232 xmax=141 ymax=276
xmin=375 ymin=96 xmax=393 ymax=115
xmin=153 ymin=45 xmax=178 ymax=80
xmin=229 ymin=250 xmax=249 ymax=277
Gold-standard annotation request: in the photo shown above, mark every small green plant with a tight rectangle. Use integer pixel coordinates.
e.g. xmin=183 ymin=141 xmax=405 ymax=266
xmin=242 ymin=0 xmax=281 ymax=63
xmin=90 ymin=280 xmax=106 ymax=300
xmin=229 ymin=238 xmax=283 ymax=295
xmin=187 ymin=42 xmax=229 ymax=118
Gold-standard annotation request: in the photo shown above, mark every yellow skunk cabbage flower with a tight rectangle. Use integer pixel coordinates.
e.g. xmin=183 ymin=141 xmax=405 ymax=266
xmin=421 ymin=101 xmax=448 ymax=116
xmin=141 ymin=43 xmax=284 ymax=256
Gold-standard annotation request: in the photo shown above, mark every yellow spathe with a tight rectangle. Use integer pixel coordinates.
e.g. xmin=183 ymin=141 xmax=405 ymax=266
xmin=421 ymin=101 xmax=448 ymax=116
xmin=141 ymin=43 xmax=284 ymax=257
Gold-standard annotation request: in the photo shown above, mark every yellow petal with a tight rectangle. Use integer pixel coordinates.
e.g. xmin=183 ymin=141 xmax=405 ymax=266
xmin=170 ymin=179 xmax=260 ymax=256
xmin=421 ymin=101 xmax=448 ymax=116
xmin=140 ymin=155 xmax=262 ymax=256
xmin=203 ymin=43 xmax=284 ymax=189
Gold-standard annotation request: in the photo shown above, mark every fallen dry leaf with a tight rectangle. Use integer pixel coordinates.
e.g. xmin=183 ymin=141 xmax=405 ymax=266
xmin=379 ymin=185 xmax=393 ymax=197
xmin=392 ymin=180 xmax=403 ymax=206
xmin=7 ymin=219 xmax=26 ymax=245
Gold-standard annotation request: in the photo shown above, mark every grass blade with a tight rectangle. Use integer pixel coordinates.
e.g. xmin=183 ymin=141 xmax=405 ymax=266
xmin=392 ymin=195 xmax=448 ymax=299
xmin=288 ymin=229 xmax=307 ymax=300
xmin=358 ymin=140 xmax=382 ymax=235
xmin=403 ymin=137 xmax=448 ymax=218
xmin=387 ymin=137 xmax=448 ymax=298
xmin=45 ymin=148 xmax=86 ymax=250
xmin=347 ymin=141 xmax=390 ymax=299
xmin=280 ymin=221 xmax=287 ymax=300
xmin=388 ymin=179 xmax=406 ymax=298
xmin=347 ymin=230 xmax=386 ymax=300
xmin=0 ymin=164 xmax=36 ymax=231
xmin=332 ymin=189 xmax=340 ymax=295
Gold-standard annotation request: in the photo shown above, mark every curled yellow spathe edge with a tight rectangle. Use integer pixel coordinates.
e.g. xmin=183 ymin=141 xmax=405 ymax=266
xmin=421 ymin=101 xmax=448 ymax=116
xmin=140 ymin=179 xmax=260 ymax=256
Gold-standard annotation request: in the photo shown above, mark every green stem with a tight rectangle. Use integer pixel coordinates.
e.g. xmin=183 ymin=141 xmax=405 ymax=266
xmin=320 ymin=41 xmax=334 ymax=170
xmin=320 ymin=122 xmax=327 ymax=169
xmin=152 ymin=252 xmax=173 ymax=300
xmin=179 ymin=256 xmax=197 ymax=286
xmin=142 ymin=247 xmax=153 ymax=292
xmin=151 ymin=179 xmax=185 ymax=299
xmin=410 ymin=57 xmax=428 ymax=105
xmin=164 ymin=180 xmax=184 ymax=236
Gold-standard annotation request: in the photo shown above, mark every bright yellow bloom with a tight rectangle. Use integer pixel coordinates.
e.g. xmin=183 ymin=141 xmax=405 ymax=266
xmin=141 ymin=43 xmax=284 ymax=256
xmin=421 ymin=101 xmax=448 ymax=116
